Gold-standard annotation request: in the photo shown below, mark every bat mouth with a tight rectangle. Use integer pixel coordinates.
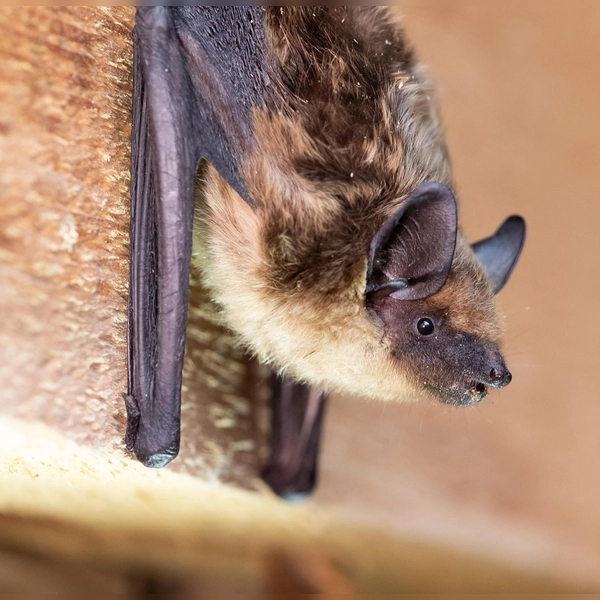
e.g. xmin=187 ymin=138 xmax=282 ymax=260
xmin=462 ymin=380 xmax=488 ymax=405
xmin=427 ymin=378 xmax=488 ymax=407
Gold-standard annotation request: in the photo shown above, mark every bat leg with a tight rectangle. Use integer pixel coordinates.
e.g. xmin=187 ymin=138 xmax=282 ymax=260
xmin=262 ymin=375 xmax=328 ymax=501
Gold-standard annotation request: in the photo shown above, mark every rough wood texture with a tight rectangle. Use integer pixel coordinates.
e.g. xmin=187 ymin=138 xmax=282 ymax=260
xmin=0 ymin=417 xmax=579 ymax=594
xmin=0 ymin=7 xmax=268 ymax=487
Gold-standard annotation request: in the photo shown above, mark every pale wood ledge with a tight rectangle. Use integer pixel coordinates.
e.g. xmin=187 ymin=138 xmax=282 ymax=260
xmin=0 ymin=416 xmax=583 ymax=594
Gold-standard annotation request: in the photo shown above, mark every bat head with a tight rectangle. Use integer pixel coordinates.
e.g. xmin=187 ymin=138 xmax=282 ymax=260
xmin=365 ymin=182 xmax=526 ymax=405
xmin=197 ymin=168 xmax=526 ymax=406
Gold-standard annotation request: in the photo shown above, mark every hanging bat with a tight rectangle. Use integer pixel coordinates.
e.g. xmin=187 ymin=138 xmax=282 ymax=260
xmin=126 ymin=7 xmax=526 ymax=498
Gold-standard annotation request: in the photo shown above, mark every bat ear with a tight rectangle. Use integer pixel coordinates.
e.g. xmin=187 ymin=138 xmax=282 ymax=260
xmin=366 ymin=182 xmax=457 ymax=305
xmin=471 ymin=215 xmax=526 ymax=294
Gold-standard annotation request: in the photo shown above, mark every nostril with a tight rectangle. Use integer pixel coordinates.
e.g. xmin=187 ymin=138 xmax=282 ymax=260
xmin=490 ymin=368 xmax=503 ymax=382
xmin=490 ymin=367 xmax=512 ymax=386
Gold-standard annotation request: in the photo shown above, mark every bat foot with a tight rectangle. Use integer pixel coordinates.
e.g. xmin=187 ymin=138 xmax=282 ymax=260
xmin=124 ymin=394 xmax=179 ymax=468
xmin=277 ymin=492 xmax=311 ymax=504
xmin=261 ymin=464 xmax=317 ymax=501
xmin=136 ymin=451 xmax=178 ymax=469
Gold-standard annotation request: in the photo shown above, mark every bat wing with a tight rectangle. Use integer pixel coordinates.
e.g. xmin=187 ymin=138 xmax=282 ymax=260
xmin=128 ymin=7 xmax=330 ymax=493
xmin=262 ymin=375 xmax=328 ymax=500
xmin=127 ymin=7 xmax=253 ymax=467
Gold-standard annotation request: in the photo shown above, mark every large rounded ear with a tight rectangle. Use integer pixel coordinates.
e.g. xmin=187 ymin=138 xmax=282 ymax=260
xmin=471 ymin=215 xmax=526 ymax=294
xmin=366 ymin=182 xmax=457 ymax=304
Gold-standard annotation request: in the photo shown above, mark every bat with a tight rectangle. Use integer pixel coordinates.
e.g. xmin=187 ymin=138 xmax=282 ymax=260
xmin=126 ymin=7 xmax=526 ymax=498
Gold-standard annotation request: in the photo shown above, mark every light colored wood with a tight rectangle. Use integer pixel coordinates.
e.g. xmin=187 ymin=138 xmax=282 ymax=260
xmin=0 ymin=417 xmax=578 ymax=593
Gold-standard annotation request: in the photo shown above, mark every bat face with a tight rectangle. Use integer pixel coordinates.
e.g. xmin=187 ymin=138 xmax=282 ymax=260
xmin=363 ymin=182 xmax=521 ymax=406
xmin=369 ymin=234 xmax=511 ymax=407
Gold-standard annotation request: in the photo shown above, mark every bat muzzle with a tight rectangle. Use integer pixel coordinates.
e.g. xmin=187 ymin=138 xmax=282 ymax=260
xmin=425 ymin=346 xmax=513 ymax=407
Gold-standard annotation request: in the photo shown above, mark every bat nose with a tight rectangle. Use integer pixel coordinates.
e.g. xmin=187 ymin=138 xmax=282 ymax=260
xmin=489 ymin=366 xmax=512 ymax=388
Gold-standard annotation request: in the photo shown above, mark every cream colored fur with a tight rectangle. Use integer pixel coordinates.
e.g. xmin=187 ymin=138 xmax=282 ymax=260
xmin=193 ymin=169 xmax=414 ymax=401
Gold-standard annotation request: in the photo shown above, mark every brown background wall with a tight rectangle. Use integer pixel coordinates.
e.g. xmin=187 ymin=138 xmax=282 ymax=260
xmin=316 ymin=0 xmax=600 ymax=585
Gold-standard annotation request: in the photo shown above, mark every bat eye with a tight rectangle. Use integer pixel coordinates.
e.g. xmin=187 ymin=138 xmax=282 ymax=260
xmin=416 ymin=317 xmax=435 ymax=336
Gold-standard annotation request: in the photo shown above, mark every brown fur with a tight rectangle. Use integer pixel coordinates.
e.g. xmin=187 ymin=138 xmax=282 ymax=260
xmin=193 ymin=7 xmax=503 ymax=402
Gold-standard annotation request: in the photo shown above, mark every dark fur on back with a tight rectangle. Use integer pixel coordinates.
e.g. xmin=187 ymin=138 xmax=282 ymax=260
xmin=268 ymin=6 xmax=414 ymax=170
xmin=247 ymin=7 xmax=453 ymax=299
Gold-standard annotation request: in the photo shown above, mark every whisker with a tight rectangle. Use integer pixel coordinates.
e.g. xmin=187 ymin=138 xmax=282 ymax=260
xmin=505 ymin=327 xmax=537 ymax=341
xmin=501 ymin=307 xmax=534 ymax=319
xmin=419 ymin=396 xmax=436 ymax=434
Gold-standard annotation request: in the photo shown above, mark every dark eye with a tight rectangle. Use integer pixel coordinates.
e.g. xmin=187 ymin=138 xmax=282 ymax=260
xmin=417 ymin=317 xmax=435 ymax=336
